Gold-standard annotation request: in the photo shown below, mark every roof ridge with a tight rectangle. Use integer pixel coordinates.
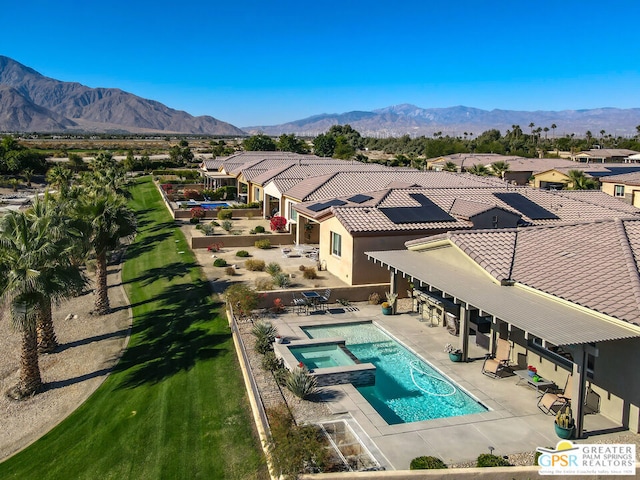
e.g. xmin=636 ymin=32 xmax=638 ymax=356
xmin=615 ymin=219 xmax=640 ymax=310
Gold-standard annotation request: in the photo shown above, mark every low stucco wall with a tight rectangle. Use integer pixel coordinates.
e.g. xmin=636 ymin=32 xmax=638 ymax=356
xmin=256 ymin=284 xmax=389 ymax=310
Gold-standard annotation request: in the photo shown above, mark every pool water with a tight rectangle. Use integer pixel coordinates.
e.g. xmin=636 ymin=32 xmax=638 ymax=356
xmin=200 ymin=202 xmax=230 ymax=209
xmin=302 ymin=322 xmax=487 ymax=424
xmin=290 ymin=344 xmax=356 ymax=369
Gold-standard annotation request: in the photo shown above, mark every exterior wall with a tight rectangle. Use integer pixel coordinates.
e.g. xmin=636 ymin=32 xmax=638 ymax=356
xmin=504 ymin=171 xmax=532 ymax=185
xmin=191 ymin=230 xmax=294 ymax=249
xmin=470 ymin=209 xmax=521 ymax=229
xmin=533 ymin=170 xmax=569 ymax=189
xmin=321 ymin=217 xmax=354 ymax=285
xmin=601 ymin=181 xmax=640 ymax=206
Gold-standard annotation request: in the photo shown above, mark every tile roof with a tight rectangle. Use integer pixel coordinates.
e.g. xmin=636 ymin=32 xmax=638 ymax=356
xmin=416 ymin=219 xmax=640 ymax=326
xmin=599 ymin=171 xmax=640 ymax=185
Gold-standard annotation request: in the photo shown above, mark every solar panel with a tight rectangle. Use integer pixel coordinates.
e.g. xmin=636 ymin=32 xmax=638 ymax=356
xmin=306 ymin=199 xmax=347 ymax=212
xmin=347 ymin=194 xmax=373 ymax=204
xmin=380 ymin=194 xmax=456 ymax=224
xmin=493 ymin=192 xmax=559 ymax=220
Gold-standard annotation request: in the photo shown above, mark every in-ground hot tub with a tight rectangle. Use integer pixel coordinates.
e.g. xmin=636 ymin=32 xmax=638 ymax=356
xmin=274 ymin=338 xmax=375 ymax=387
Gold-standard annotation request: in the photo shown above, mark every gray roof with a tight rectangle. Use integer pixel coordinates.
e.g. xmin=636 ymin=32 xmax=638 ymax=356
xmin=367 ymin=246 xmax=640 ymax=346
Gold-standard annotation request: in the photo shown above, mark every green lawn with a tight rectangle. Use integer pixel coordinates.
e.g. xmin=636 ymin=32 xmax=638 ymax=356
xmin=0 ymin=177 xmax=267 ymax=479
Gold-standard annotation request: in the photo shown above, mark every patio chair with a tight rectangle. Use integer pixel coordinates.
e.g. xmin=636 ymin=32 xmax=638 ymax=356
xmin=291 ymin=292 xmax=309 ymax=315
xmin=318 ymin=289 xmax=331 ymax=310
xmin=281 ymin=247 xmax=292 ymax=258
xmin=538 ymin=374 xmax=573 ymax=415
xmin=481 ymin=338 xmax=512 ymax=378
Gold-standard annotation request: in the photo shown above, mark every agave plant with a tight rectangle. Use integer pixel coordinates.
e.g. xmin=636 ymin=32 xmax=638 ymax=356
xmin=286 ymin=367 xmax=317 ymax=399
xmin=251 ymin=321 xmax=278 ymax=354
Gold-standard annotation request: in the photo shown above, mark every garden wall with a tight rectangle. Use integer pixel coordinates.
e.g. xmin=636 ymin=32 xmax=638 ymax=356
xmin=256 ymin=284 xmax=389 ymax=309
xmin=175 ymin=208 xmax=262 ymax=220
xmin=192 ymin=232 xmax=295 ymax=249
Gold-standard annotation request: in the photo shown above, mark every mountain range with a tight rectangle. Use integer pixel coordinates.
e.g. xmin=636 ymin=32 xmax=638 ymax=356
xmin=244 ymin=104 xmax=640 ymax=138
xmin=1 ymin=55 xmax=639 ymax=137
xmin=0 ymin=56 xmax=244 ymax=135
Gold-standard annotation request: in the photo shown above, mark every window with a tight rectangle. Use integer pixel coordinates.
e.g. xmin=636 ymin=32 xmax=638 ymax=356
xmin=289 ymin=203 xmax=298 ymax=223
xmin=614 ymin=185 xmax=625 ymax=197
xmin=331 ymin=231 xmax=342 ymax=257
xmin=254 ymin=187 xmax=260 ymax=201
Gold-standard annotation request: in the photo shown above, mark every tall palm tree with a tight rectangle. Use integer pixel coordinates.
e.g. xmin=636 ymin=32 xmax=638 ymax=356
xmin=46 ymin=165 xmax=74 ymax=198
xmin=76 ymin=189 xmax=136 ymax=315
xmin=566 ymin=170 xmax=598 ymax=190
xmin=0 ymin=209 xmax=85 ymax=397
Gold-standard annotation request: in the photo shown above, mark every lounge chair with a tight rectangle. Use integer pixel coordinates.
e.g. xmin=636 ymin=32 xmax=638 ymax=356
xmin=538 ymin=374 xmax=573 ymax=414
xmin=318 ymin=289 xmax=331 ymax=309
xmin=481 ymin=338 xmax=512 ymax=378
xmin=291 ymin=292 xmax=309 ymax=315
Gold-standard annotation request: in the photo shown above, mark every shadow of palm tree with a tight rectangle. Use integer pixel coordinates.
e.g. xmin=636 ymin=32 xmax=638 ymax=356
xmin=124 ymin=231 xmax=175 ymax=260
xmin=56 ymin=328 xmax=130 ymax=353
xmin=113 ymin=280 xmax=229 ymax=389
xmin=122 ymin=261 xmax=198 ymax=286
xmin=45 ymin=367 xmax=114 ymax=391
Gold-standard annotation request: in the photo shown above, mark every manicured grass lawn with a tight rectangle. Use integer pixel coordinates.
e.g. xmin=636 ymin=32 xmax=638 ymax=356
xmin=0 ymin=177 xmax=267 ymax=479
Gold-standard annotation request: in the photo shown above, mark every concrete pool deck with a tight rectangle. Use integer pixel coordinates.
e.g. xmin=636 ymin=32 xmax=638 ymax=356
xmin=269 ymin=302 xmax=629 ymax=470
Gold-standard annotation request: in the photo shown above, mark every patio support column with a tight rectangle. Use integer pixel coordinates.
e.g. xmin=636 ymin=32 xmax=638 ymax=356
xmin=459 ymin=304 xmax=470 ymax=361
xmin=573 ymin=346 xmax=588 ymax=438
xmin=263 ymin=194 xmax=269 ymax=218
xmin=389 ymin=271 xmax=398 ymax=314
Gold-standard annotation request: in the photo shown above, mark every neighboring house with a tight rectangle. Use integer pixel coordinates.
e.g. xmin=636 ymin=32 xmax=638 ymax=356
xmin=573 ymin=148 xmax=640 ymax=163
xmin=532 ymin=164 xmax=640 ymax=190
xmin=600 ymin=171 xmax=640 ymax=207
xmin=366 ymin=219 xmax=640 ymax=437
xmin=294 ymin=185 xmax=640 ymax=286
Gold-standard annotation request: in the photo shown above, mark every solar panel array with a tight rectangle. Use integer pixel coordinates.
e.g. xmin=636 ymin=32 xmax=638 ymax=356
xmin=306 ymin=199 xmax=348 ymax=212
xmin=380 ymin=193 xmax=456 ymax=224
xmin=493 ymin=192 xmax=559 ymax=220
xmin=347 ymin=194 xmax=373 ymax=204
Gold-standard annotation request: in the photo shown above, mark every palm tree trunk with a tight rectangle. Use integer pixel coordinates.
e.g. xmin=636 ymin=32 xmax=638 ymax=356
xmin=94 ymin=251 xmax=110 ymax=315
xmin=37 ymin=297 xmax=58 ymax=353
xmin=15 ymin=322 xmax=42 ymax=398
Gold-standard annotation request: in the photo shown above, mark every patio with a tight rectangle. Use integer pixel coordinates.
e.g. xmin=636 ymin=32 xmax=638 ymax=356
xmin=266 ymin=302 xmax=626 ymax=470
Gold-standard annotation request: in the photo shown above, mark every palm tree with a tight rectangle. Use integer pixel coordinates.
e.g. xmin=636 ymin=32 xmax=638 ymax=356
xmin=465 ymin=164 xmax=490 ymax=176
xmin=442 ymin=161 xmax=458 ymax=172
xmin=76 ymin=190 xmax=136 ymax=315
xmin=23 ymin=168 xmax=34 ymax=188
xmin=490 ymin=161 xmax=511 ymax=180
xmin=46 ymin=165 xmax=73 ymax=198
xmin=566 ymin=170 xmax=598 ymax=190
xmin=0 ymin=209 xmax=85 ymax=397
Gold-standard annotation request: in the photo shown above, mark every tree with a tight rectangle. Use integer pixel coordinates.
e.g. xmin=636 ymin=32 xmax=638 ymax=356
xmin=76 ymin=190 xmax=136 ymax=314
xmin=442 ymin=161 xmax=458 ymax=172
xmin=333 ymin=136 xmax=355 ymax=159
xmin=566 ymin=170 xmax=598 ymax=190
xmin=276 ymin=134 xmax=308 ymax=153
xmin=490 ymin=161 xmax=511 ymax=180
xmin=551 ymin=124 xmax=557 ymax=139
xmin=466 ymin=164 xmax=490 ymax=176
xmin=312 ymin=133 xmax=336 ymax=157
xmin=68 ymin=153 xmax=85 ymax=172
xmin=243 ymin=134 xmax=277 ymax=151
xmin=46 ymin=165 xmax=74 ymax=198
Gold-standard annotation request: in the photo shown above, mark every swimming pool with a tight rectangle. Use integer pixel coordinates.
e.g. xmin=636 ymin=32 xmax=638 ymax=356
xmin=200 ymin=202 xmax=230 ymax=209
xmin=302 ymin=322 xmax=487 ymax=424
xmin=290 ymin=343 xmax=357 ymax=369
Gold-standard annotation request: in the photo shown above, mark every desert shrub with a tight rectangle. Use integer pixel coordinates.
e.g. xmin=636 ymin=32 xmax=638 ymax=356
xmin=255 ymin=238 xmax=271 ymax=249
xmin=273 ymin=367 xmax=288 ymax=386
xmin=189 ymin=217 xmax=200 ymax=224
xmin=254 ymin=225 xmax=265 ymax=233
xmin=225 ymin=266 xmax=235 ymax=276
xmin=299 ymin=264 xmax=307 ymax=272
xmin=273 ymin=273 xmax=291 ymax=288
xmin=262 ymin=351 xmax=284 ymax=371
xmin=221 ymin=219 xmax=233 ymax=232
xmin=255 ymin=278 xmax=274 ymax=290
xmin=201 ymin=223 xmax=215 ymax=235
xmin=302 ymin=267 xmax=317 ymax=279
xmin=236 ymin=250 xmax=250 ymax=257
xmin=213 ymin=258 xmax=227 ymax=267
xmin=476 ymin=454 xmax=511 ymax=467
xmin=265 ymin=262 xmax=282 ymax=276
xmin=267 ymin=404 xmax=330 ymax=478
xmin=368 ymin=292 xmax=381 ymax=305
xmin=249 ymin=229 xmax=257 ymax=235
xmin=245 ymin=259 xmax=266 ymax=271
xmin=225 ymin=283 xmax=260 ymax=318
xmin=270 ymin=215 xmax=287 ymax=232
xmin=252 ymin=321 xmax=278 ymax=354
xmin=286 ymin=367 xmax=317 ymax=399
xmin=410 ymin=456 xmax=447 ymax=470
xmin=191 ymin=206 xmax=205 ymax=219
xmin=217 ymin=209 xmax=233 ymax=220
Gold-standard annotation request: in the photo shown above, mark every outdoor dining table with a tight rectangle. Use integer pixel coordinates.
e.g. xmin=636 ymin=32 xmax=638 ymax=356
xmin=301 ymin=291 xmax=321 ymax=310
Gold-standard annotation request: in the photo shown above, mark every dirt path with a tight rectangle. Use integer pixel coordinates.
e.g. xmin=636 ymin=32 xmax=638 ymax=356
xmin=0 ymin=264 xmax=131 ymax=461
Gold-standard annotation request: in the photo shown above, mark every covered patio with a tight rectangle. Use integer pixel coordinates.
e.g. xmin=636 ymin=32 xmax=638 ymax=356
xmin=366 ymin=247 xmax=640 ymax=440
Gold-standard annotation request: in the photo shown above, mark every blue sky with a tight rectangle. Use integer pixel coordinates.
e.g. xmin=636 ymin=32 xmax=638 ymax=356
xmin=2 ymin=0 xmax=638 ymax=127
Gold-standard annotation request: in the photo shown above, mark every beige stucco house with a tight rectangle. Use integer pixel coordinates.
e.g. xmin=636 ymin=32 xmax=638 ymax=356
xmin=600 ymin=171 xmax=640 ymax=207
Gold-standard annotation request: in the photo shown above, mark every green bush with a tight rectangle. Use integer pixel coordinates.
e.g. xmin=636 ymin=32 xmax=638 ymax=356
xmin=265 ymin=262 xmax=282 ymax=276
xmin=252 ymin=321 xmax=278 ymax=354
xmin=224 ymin=283 xmax=260 ymax=318
xmin=213 ymin=258 xmax=227 ymax=267
xmin=189 ymin=217 xmax=200 ymax=224
xmin=262 ymin=351 xmax=284 ymax=371
xmin=272 ymin=273 xmax=291 ymax=288
xmin=245 ymin=259 xmax=266 ymax=271
xmin=476 ymin=454 xmax=511 ymax=467
xmin=255 ymin=238 xmax=271 ymax=249
xmin=236 ymin=250 xmax=250 ymax=257
xmin=217 ymin=209 xmax=233 ymax=220
xmin=410 ymin=456 xmax=447 ymax=470
xmin=254 ymin=225 xmax=265 ymax=233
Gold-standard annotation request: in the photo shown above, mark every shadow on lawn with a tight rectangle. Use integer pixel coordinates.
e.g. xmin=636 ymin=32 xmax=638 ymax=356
xmin=113 ymin=279 xmax=228 ymax=389
xmin=122 ymin=261 xmax=198 ymax=286
xmin=124 ymin=231 xmax=175 ymax=260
